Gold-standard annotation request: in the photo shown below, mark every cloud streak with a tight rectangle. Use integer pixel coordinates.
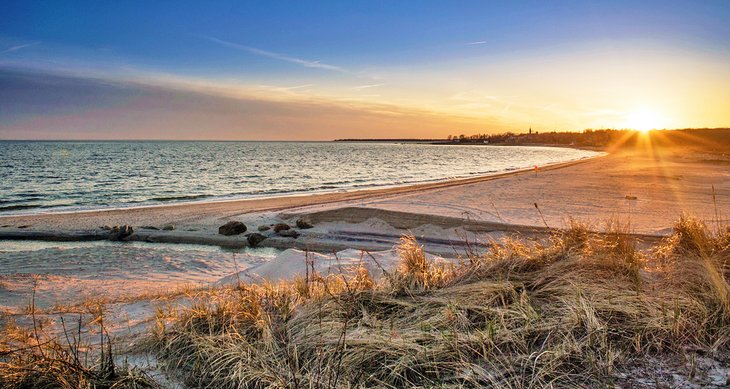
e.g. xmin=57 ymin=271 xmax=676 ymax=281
xmin=205 ymin=36 xmax=346 ymax=73
xmin=351 ymin=83 xmax=385 ymax=90
xmin=258 ymin=83 xmax=314 ymax=92
xmin=0 ymin=42 xmax=40 ymax=54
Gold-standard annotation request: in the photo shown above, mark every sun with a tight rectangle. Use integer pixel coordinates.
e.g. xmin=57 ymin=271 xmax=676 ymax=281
xmin=625 ymin=108 xmax=665 ymax=133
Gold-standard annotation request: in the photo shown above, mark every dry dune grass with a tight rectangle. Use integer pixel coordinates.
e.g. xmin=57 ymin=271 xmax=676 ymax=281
xmin=147 ymin=216 xmax=730 ymax=387
xmin=0 ymin=318 xmax=159 ymax=389
xmin=2 ymin=215 xmax=728 ymax=387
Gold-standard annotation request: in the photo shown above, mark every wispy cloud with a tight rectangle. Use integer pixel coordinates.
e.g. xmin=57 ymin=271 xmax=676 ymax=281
xmin=257 ymin=84 xmax=314 ymax=92
xmin=351 ymin=83 xmax=385 ymax=90
xmin=0 ymin=42 xmax=40 ymax=54
xmin=205 ymin=36 xmax=346 ymax=73
xmin=465 ymin=40 xmax=487 ymax=46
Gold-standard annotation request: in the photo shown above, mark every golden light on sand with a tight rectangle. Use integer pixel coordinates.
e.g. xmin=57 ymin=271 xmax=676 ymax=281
xmin=625 ymin=108 xmax=665 ymax=132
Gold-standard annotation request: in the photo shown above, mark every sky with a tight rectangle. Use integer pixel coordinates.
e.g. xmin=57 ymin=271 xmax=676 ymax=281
xmin=1 ymin=0 xmax=729 ymax=140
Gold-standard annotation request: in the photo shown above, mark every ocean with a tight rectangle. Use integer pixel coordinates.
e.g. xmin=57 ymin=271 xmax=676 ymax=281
xmin=0 ymin=141 xmax=601 ymax=215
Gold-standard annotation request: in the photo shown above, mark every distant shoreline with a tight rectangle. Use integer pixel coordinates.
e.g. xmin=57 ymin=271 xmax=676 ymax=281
xmin=334 ymin=138 xmax=607 ymax=151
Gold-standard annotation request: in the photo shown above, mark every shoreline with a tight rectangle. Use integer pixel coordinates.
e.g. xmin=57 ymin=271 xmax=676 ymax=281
xmin=0 ymin=148 xmax=601 ymax=218
xmin=0 ymin=154 xmax=602 ymax=225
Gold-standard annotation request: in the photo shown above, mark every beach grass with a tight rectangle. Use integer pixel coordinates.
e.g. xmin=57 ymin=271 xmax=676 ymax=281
xmin=145 ymin=215 xmax=729 ymax=387
xmin=0 ymin=312 xmax=160 ymax=388
xmin=2 ymin=215 xmax=728 ymax=387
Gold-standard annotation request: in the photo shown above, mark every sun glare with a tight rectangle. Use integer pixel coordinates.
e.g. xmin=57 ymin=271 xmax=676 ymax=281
xmin=626 ymin=109 xmax=664 ymax=133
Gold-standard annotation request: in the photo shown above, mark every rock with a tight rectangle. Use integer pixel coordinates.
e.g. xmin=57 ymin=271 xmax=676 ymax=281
xmin=100 ymin=225 xmax=112 ymax=230
xmin=273 ymin=223 xmax=291 ymax=233
xmin=109 ymin=225 xmax=134 ymax=241
xmin=278 ymin=229 xmax=300 ymax=238
xmin=140 ymin=226 xmax=159 ymax=230
xmin=162 ymin=224 xmax=175 ymax=231
xmin=247 ymin=233 xmax=268 ymax=247
xmin=218 ymin=221 xmax=247 ymax=236
xmin=296 ymin=218 xmax=314 ymax=229
xmin=625 ymin=195 xmax=638 ymax=200
xmin=257 ymin=225 xmax=271 ymax=232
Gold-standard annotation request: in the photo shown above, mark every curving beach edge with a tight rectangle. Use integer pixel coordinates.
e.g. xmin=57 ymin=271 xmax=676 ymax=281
xmin=0 ymin=148 xmax=726 ymax=250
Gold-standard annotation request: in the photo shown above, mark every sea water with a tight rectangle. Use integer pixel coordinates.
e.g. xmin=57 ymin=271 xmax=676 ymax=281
xmin=0 ymin=141 xmax=601 ymax=215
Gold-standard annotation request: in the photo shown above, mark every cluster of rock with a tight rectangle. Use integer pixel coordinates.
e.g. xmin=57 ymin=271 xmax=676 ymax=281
xmin=101 ymin=223 xmax=177 ymax=241
xmin=97 ymin=217 xmax=315 ymax=248
xmin=216 ymin=218 xmax=314 ymax=247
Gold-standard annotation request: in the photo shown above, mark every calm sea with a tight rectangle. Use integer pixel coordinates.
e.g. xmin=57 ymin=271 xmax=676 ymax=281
xmin=0 ymin=141 xmax=601 ymax=215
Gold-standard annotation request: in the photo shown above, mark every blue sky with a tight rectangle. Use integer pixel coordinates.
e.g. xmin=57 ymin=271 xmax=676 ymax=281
xmin=1 ymin=1 xmax=729 ymax=139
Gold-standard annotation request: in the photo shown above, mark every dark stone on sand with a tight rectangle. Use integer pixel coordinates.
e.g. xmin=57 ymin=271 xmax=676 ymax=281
xmin=247 ymin=233 xmax=268 ymax=247
xmin=296 ymin=218 xmax=314 ymax=229
xmin=109 ymin=225 xmax=134 ymax=241
xmin=100 ymin=225 xmax=112 ymax=230
xmin=273 ymin=223 xmax=291 ymax=233
xmin=625 ymin=195 xmax=638 ymax=200
xmin=162 ymin=224 xmax=175 ymax=231
xmin=257 ymin=225 xmax=271 ymax=232
xmin=278 ymin=229 xmax=300 ymax=238
xmin=17 ymin=225 xmax=30 ymax=229
xmin=218 ymin=221 xmax=247 ymax=236
xmin=141 ymin=226 xmax=160 ymax=230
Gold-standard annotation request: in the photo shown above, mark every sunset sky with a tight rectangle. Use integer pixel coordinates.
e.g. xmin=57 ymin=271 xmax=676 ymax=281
xmin=1 ymin=1 xmax=729 ymax=140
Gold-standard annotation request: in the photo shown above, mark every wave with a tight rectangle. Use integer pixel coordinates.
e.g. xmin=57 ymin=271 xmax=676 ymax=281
xmin=0 ymin=204 xmax=43 ymax=212
xmin=148 ymin=194 xmax=212 ymax=202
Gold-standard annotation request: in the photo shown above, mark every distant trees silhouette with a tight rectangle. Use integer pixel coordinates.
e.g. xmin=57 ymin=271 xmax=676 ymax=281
xmin=445 ymin=128 xmax=730 ymax=151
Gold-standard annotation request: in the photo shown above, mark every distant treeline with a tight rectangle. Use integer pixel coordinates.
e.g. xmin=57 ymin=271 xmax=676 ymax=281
xmin=445 ymin=128 xmax=730 ymax=151
xmin=337 ymin=128 xmax=730 ymax=152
